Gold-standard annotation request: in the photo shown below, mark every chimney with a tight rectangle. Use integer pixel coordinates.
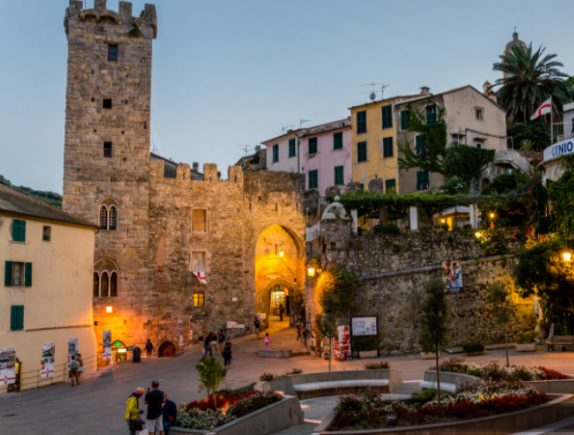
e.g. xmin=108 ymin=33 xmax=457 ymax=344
xmin=483 ymin=81 xmax=492 ymax=95
xmin=488 ymin=90 xmax=498 ymax=104
xmin=420 ymin=86 xmax=431 ymax=95
xmin=192 ymin=162 xmax=199 ymax=171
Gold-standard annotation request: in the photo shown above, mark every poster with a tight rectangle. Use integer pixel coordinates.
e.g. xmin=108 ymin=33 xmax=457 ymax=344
xmin=68 ymin=337 xmax=79 ymax=367
xmin=442 ymin=260 xmax=463 ymax=294
xmin=534 ymin=297 xmax=540 ymax=316
xmin=103 ymin=330 xmax=112 ymax=360
xmin=351 ymin=317 xmax=377 ymax=336
xmin=41 ymin=343 xmax=55 ymax=379
xmin=334 ymin=325 xmax=351 ymax=361
xmin=0 ymin=347 xmax=16 ymax=385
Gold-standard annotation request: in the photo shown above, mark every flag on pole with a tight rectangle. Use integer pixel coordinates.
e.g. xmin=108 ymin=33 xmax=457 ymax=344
xmin=193 ymin=271 xmax=207 ymax=284
xmin=531 ymin=98 xmax=552 ymax=120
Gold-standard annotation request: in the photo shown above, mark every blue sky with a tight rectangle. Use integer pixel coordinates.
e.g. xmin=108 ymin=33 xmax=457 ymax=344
xmin=0 ymin=0 xmax=572 ymax=193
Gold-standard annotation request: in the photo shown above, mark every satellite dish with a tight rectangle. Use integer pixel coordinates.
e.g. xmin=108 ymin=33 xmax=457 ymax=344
xmin=370 ymin=92 xmax=376 ymax=101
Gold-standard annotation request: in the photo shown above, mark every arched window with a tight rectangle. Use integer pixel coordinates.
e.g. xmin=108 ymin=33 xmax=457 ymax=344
xmin=93 ymin=272 xmax=100 ymax=298
xmin=193 ymin=292 xmax=204 ymax=307
xmin=99 ymin=199 xmax=119 ymax=231
xmin=99 ymin=206 xmax=108 ymax=229
xmin=101 ymin=272 xmax=109 ymax=297
xmin=109 ymin=206 xmax=117 ymax=230
xmin=110 ymin=272 xmax=118 ymax=297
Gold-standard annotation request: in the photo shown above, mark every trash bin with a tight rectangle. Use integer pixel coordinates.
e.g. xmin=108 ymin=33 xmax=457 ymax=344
xmin=133 ymin=346 xmax=141 ymax=363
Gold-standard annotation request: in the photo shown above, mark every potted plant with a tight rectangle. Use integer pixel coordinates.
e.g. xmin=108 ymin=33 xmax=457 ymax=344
xmin=462 ymin=341 xmax=485 ymax=356
xmin=515 ymin=331 xmax=537 ymax=352
xmin=420 ymin=345 xmax=440 ymax=360
xmin=354 ymin=336 xmax=379 ymax=359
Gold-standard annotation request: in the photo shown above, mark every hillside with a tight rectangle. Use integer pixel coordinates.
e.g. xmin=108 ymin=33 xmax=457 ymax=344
xmin=0 ymin=175 xmax=62 ymax=208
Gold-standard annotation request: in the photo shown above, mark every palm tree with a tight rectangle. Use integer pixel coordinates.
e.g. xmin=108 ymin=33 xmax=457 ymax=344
xmin=493 ymin=45 xmax=571 ymax=123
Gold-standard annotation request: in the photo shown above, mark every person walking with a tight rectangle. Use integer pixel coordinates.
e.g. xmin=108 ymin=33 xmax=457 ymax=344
xmin=296 ymin=322 xmax=302 ymax=341
xmin=254 ymin=317 xmax=261 ymax=338
xmin=69 ymin=356 xmax=80 ymax=386
xmin=145 ymin=339 xmax=155 ymax=358
xmin=145 ymin=380 xmax=165 ymax=435
xmin=211 ymin=331 xmax=219 ymax=354
xmin=217 ymin=330 xmax=225 ymax=354
xmin=76 ymin=353 xmax=84 ymax=381
xmin=222 ymin=342 xmax=233 ymax=367
xmin=125 ymin=387 xmax=145 ymax=435
xmin=264 ymin=333 xmax=270 ymax=351
xmin=203 ymin=334 xmax=213 ymax=358
xmin=279 ymin=304 xmax=285 ymax=322
xmin=162 ymin=392 xmax=178 ymax=434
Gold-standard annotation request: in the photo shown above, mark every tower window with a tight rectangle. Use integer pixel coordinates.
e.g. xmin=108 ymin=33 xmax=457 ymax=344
xmin=192 ymin=210 xmax=207 ymax=232
xmin=193 ymin=292 xmax=205 ymax=307
xmin=43 ymin=226 xmax=51 ymax=242
xmin=476 ymin=109 xmax=483 ymax=120
xmin=103 ymin=142 xmax=112 ymax=158
xmin=103 ymin=99 xmax=112 ymax=109
xmin=107 ymin=45 xmax=118 ymax=62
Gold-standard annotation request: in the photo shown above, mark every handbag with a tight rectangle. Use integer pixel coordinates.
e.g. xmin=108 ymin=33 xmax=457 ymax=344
xmin=129 ymin=399 xmax=145 ymax=431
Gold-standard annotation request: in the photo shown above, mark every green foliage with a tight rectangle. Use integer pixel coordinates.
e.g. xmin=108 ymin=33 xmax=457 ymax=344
xmin=494 ymin=45 xmax=571 ymax=123
xmin=548 ymin=166 xmax=574 ymax=239
xmin=443 ymin=145 xmax=495 ymax=186
xmin=373 ymin=223 xmax=401 ymax=236
xmin=317 ymin=268 xmax=357 ymax=315
xmin=409 ymin=388 xmax=452 ymax=406
xmin=489 ymin=283 xmax=515 ymax=326
xmin=196 ymin=356 xmax=227 ymax=398
xmin=0 ymin=174 xmax=62 ymax=208
xmin=353 ymin=336 xmax=380 ymax=352
xmin=514 ymin=331 xmax=537 ymax=344
xmin=285 ymin=368 xmax=303 ymax=375
xmin=418 ymin=279 xmax=450 ymax=353
xmin=462 ymin=341 xmax=485 ymax=353
xmin=259 ymin=372 xmax=277 ymax=381
xmin=128 ymin=25 xmax=142 ymax=37
xmin=364 ymin=361 xmax=390 ymax=370
xmin=507 ymin=122 xmax=550 ymax=152
xmin=482 ymin=171 xmax=532 ymax=195
xmin=438 ymin=176 xmax=469 ymax=195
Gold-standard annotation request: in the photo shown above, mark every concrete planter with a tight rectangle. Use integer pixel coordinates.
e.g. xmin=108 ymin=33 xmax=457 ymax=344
xmin=420 ymin=351 xmax=440 ymax=360
xmin=516 ymin=343 xmax=536 ymax=352
xmin=257 ymin=350 xmax=291 ymax=358
xmin=359 ymin=350 xmax=378 ymax=359
xmin=465 ymin=351 xmax=485 ymax=356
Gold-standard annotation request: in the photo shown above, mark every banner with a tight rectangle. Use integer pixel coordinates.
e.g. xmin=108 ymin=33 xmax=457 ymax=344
xmin=351 ymin=317 xmax=377 ymax=336
xmin=103 ymin=330 xmax=112 ymax=360
xmin=41 ymin=343 xmax=55 ymax=379
xmin=334 ymin=325 xmax=351 ymax=361
xmin=0 ymin=348 xmax=16 ymax=385
xmin=68 ymin=337 xmax=78 ymax=369
xmin=442 ymin=260 xmax=463 ymax=294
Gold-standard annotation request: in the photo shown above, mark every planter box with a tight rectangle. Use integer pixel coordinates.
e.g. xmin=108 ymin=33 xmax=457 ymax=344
xmin=359 ymin=350 xmax=378 ymax=359
xmin=465 ymin=351 xmax=486 ymax=356
xmin=516 ymin=343 xmax=536 ymax=352
xmin=421 ymin=351 xmax=440 ymax=360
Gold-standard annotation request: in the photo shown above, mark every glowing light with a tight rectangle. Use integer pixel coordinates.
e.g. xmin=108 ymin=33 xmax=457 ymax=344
xmin=117 ymin=348 xmax=126 ymax=353
xmin=106 ymin=306 xmax=112 ymax=313
xmin=475 ymin=232 xmax=481 ymax=238
xmin=279 ymin=251 xmax=284 ymax=257
xmin=563 ymin=252 xmax=571 ymax=262
xmin=490 ymin=213 xmax=495 ymax=218
xmin=440 ymin=219 xmax=445 ymax=223
xmin=308 ymin=268 xmax=315 ymax=277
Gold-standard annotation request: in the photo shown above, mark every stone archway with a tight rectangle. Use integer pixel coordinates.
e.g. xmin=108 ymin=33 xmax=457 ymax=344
xmin=158 ymin=341 xmax=176 ymax=357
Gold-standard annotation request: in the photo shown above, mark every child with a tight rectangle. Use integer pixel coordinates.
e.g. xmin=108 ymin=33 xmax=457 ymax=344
xmin=222 ymin=341 xmax=232 ymax=367
xmin=264 ymin=333 xmax=270 ymax=350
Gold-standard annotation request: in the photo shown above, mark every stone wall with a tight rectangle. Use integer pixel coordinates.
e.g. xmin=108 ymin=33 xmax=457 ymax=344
xmin=307 ymin=220 xmax=535 ymax=354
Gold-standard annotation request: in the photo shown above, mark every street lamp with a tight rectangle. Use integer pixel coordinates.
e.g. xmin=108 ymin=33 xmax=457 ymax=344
xmin=475 ymin=232 xmax=481 ymax=238
xmin=563 ymin=251 xmax=571 ymax=262
xmin=307 ymin=268 xmax=315 ymax=277
xmin=279 ymin=251 xmax=284 ymax=257
xmin=106 ymin=306 xmax=113 ymax=313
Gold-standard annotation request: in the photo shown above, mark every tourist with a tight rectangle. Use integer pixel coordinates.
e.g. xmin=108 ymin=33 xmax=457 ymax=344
xmin=145 ymin=380 xmax=165 ymax=435
xmin=203 ymin=334 xmax=213 ymax=358
xmin=125 ymin=387 xmax=145 ymax=435
xmin=76 ymin=353 xmax=84 ymax=381
xmin=254 ymin=317 xmax=261 ymax=338
xmin=162 ymin=392 xmax=178 ymax=434
xmin=222 ymin=341 xmax=233 ymax=367
xmin=296 ymin=322 xmax=302 ymax=341
xmin=217 ymin=329 xmax=225 ymax=354
xmin=279 ymin=304 xmax=285 ymax=321
xmin=265 ymin=333 xmax=271 ymax=350
xmin=145 ymin=339 xmax=155 ymax=358
xmin=69 ymin=355 xmax=79 ymax=386
xmin=211 ymin=331 xmax=219 ymax=354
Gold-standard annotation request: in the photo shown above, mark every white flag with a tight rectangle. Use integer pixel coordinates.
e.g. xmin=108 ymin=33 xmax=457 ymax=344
xmin=193 ymin=271 xmax=207 ymax=284
xmin=531 ymin=98 xmax=552 ymax=120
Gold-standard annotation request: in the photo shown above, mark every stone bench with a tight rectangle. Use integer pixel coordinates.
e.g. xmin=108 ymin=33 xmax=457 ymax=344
xmin=420 ymin=370 xmax=481 ymax=395
xmin=293 ymin=379 xmax=389 ymax=400
xmin=419 ymin=381 xmax=458 ymax=393
xmin=547 ymin=335 xmax=574 ymax=351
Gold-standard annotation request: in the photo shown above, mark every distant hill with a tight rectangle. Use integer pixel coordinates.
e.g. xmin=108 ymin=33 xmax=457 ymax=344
xmin=0 ymin=175 xmax=62 ymax=208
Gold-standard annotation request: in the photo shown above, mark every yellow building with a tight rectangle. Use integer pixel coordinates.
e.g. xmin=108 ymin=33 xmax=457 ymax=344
xmin=349 ymin=94 xmax=419 ymax=193
xmin=0 ymin=185 xmax=97 ymax=392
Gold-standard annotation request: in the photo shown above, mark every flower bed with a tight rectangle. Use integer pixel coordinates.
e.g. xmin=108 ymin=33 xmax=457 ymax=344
xmin=432 ymin=356 xmax=567 ymax=381
xmin=175 ymin=390 xmax=282 ymax=430
xmin=329 ymin=381 xmax=548 ymax=431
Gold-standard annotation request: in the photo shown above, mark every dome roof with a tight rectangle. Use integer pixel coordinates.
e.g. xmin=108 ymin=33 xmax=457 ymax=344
xmin=505 ymin=32 xmax=527 ymax=51
xmin=321 ymin=196 xmax=350 ymax=220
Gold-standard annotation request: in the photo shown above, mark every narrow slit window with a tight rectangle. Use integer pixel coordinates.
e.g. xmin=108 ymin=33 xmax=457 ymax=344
xmin=101 ymin=272 xmax=109 ymax=297
xmin=43 ymin=226 xmax=51 ymax=242
xmin=103 ymin=99 xmax=112 ymax=109
xmin=108 ymin=206 xmax=118 ymax=230
xmin=100 ymin=206 xmax=108 ymax=229
xmin=107 ymin=45 xmax=118 ymax=62
xmin=103 ymin=142 xmax=112 ymax=158
xmin=110 ymin=272 xmax=118 ymax=297
xmin=194 ymin=292 xmax=205 ymax=307
xmin=192 ymin=210 xmax=207 ymax=232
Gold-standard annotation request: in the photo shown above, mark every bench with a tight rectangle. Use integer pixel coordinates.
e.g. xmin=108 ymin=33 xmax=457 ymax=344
xmin=419 ymin=381 xmax=458 ymax=393
xmin=293 ymin=379 xmax=389 ymax=400
xmin=547 ymin=335 xmax=574 ymax=351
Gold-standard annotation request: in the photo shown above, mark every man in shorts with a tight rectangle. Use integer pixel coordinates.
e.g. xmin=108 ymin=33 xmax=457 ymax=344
xmin=145 ymin=380 xmax=165 ymax=435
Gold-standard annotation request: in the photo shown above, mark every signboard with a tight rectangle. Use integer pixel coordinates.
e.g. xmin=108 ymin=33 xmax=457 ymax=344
xmin=41 ymin=343 xmax=55 ymax=379
xmin=127 ymin=346 xmax=135 ymax=352
xmin=0 ymin=347 xmax=16 ymax=385
xmin=68 ymin=337 xmax=78 ymax=369
xmin=543 ymin=138 xmax=574 ymax=162
xmin=103 ymin=330 xmax=112 ymax=360
xmin=351 ymin=317 xmax=377 ymax=336
xmin=442 ymin=260 xmax=463 ymax=294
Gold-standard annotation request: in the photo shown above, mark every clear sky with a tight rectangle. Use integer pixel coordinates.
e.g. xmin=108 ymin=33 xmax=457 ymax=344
xmin=0 ymin=0 xmax=572 ymax=193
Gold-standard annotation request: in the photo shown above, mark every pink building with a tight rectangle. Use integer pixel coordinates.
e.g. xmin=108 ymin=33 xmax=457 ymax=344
xmin=301 ymin=118 xmax=352 ymax=195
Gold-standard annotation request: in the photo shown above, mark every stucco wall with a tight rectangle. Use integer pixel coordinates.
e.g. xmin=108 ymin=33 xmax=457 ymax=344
xmin=264 ymin=132 xmax=300 ymax=173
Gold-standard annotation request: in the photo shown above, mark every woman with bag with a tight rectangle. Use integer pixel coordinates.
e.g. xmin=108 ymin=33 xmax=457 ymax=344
xmin=125 ymin=387 xmax=145 ymax=435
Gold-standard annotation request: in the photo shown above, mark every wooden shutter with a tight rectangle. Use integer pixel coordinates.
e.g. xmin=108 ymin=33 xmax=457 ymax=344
xmin=309 ymin=138 xmax=317 ymax=154
xmin=382 ymin=105 xmax=392 ymax=129
xmin=25 ymin=263 xmax=32 ymax=287
xmin=13 ymin=220 xmax=25 ymax=242
xmin=5 ymin=261 xmax=13 ymax=287
xmin=193 ymin=210 xmax=206 ymax=232
xmin=383 ymin=137 xmax=393 ymax=158
xmin=335 ymin=166 xmax=344 ymax=185
xmin=11 ymin=306 xmax=24 ymax=331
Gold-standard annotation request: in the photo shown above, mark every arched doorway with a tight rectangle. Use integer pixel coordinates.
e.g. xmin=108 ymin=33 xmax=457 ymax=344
xmin=268 ymin=285 xmax=291 ymax=328
xmin=111 ymin=340 xmax=127 ymax=363
xmin=158 ymin=341 xmax=176 ymax=357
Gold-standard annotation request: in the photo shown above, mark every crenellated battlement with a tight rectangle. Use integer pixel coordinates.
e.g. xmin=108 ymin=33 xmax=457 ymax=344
xmin=65 ymin=0 xmax=158 ymax=39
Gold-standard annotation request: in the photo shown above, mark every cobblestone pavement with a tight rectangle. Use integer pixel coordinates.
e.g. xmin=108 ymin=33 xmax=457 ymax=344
xmin=1 ymin=321 xmax=573 ymax=434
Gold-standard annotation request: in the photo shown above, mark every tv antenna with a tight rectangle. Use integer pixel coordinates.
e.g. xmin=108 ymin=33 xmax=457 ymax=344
xmin=150 ymin=138 xmax=159 ymax=154
xmin=381 ymin=84 xmax=390 ymax=99
xmin=361 ymin=83 xmax=381 ymax=101
xmin=300 ymin=119 xmax=310 ymax=128
xmin=282 ymin=125 xmax=295 ymax=133
xmin=238 ymin=144 xmax=251 ymax=155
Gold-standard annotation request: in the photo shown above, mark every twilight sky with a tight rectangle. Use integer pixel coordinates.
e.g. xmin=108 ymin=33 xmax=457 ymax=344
xmin=0 ymin=0 xmax=572 ymax=193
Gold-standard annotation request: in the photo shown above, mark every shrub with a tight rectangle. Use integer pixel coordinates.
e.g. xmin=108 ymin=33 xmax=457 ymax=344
xmin=515 ymin=331 xmax=537 ymax=344
xmin=354 ymin=336 xmax=380 ymax=352
xmin=285 ymin=368 xmax=303 ymax=375
xmin=435 ymin=223 xmax=450 ymax=231
xmin=259 ymin=372 xmax=277 ymax=382
xmin=365 ymin=361 xmax=390 ymax=370
xmin=227 ymin=390 xmax=283 ymax=419
xmin=374 ymin=223 xmax=401 ymax=236
xmin=435 ymin=356 xmax=466 ymax=373
xmin=462 ymin=341 xmax=485 ymax=353
xmin=536 ymin=366 xmax=568 ymax=380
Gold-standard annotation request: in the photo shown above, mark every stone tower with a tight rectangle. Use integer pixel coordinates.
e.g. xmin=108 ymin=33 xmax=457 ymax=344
xmin=62 ymin=0 xmax=158 ymax=362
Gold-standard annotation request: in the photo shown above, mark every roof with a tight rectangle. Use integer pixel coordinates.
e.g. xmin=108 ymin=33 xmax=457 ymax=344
xmin=150 ymin=152 xmax=203 ymax=176
xmin=301 ymin=118 xmax=351 ymax=137
xmin=0 ymin=184 xmax=97 ymax=229
xmin=563 ymin=102 xmax=574 ymax=112
xmin=261 ymin=129 xmax=304 ymax=146
xmin=394 ymin=85 xmax=506 ymax=112
xmin=505 ymin=32 xmax=527 ymax=51
xmin=347 ymin=94 xmax=422 ymax=110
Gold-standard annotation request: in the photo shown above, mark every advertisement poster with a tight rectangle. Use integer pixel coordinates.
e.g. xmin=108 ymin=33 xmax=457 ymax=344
xmin=68 ymin=337 xmax=79 ymax=364
xmin=0 ymin=347 xmax=16 ymax=385
xmin=351 ymin=317 xmax=377 ymax=336
xmin=41 ymin=343 xmax=55 ymax=379
xmin=103 ymin=330 xmax=112 ymax=360
xmin=442 ymin=260 xmax=463 ymax=294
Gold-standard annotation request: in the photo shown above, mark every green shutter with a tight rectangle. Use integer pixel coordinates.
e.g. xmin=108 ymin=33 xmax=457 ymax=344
xmin=309 ymin=138 xmax=317 ymax=154
xmin=416 ymin=135 xmax=426 ymax=154
xmin=426 ymin=104 xmax=437 ymax=125
xmin=19 ymin=220 xmax=26 ymax=242
xmin=400 ymin=110 xmax=409 ymax=130
xmin=382 ymin=105 xmax=392 ymax=129
xmin=357 ymin=111 xmax=367 ymax=134
xmin=309 ymin=170 xmax=318 ymax=189
xmin=25 ymin=263 xmax=32 ymax=287
xmin=5 ymin=261 xmax=13 ymax=287
xmin=11 ymin=306 xmax=24 ymax=331
xmin=417 ymin=171 xmax=429 ymax=190
xmin=12 ymin=220 xmax=26 ymax=242
xmin=385 ymin=179 xmax=396 ymax=193
xmin=334 ymin=132 xmax=343 ymax=150
xmin=383 ymin=137 xmax=393 ymax=158
xmin=335 ymin=166 xmax=344 ymax=185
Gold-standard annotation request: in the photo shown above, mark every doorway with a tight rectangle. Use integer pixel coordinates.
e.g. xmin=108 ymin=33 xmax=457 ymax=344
xmin=158 ymin=341 xmax=176 ymax=357
xmin=269 ymin=285 xmax=290 ymax=328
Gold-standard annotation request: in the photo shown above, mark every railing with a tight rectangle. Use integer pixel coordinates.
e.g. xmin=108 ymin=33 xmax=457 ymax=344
xmin=0 ymin=354 xmax=99 ymax=394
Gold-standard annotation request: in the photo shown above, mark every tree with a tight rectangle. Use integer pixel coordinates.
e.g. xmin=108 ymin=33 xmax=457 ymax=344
xmin=418 ymin=279 xmax=450 ymax=407
xmin=548 ymin=157 xmax=574 ymax=240
xmin=316 ymin=292 xmax=339 ymax=372
xmin=488 ymin=283 xmax=515 ymax=367
xmin=507 ymin=121 xmax=550 ymax=152
xmin=493 ymin=45 xmax=570 ymax=123
xmin=196 ymin=356 xmax=227 ymax=406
